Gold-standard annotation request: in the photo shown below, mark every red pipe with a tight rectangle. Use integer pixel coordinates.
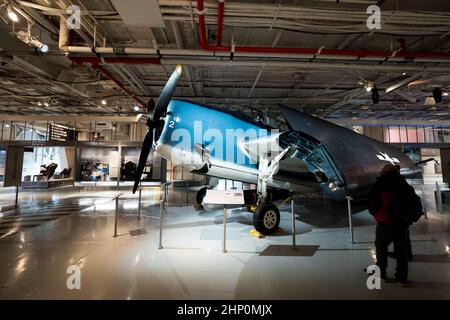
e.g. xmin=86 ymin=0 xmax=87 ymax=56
xmin=91 ymin=63 xmax=146 ymax=107
xmin=196 ymin=0 xmax=450 ymax=60
xmin=216 ymin=0 xmax=224 ymax=46
xmin=196 ymin=0 xmax=208 ymax=49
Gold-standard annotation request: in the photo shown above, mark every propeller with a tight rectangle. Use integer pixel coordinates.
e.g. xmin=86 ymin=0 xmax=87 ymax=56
xmin=133 ymin=64 xmax=182 ymax=193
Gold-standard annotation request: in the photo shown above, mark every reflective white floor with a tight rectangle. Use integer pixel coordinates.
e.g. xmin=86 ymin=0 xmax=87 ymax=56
xmin=0 ymin=185 xmax=449 ymax=299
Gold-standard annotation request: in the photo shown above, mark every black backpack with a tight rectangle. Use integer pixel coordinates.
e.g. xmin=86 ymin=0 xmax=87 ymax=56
xmin=388 ymin=185 xmax=424 ymax=226
xmin=405 ymin=186 xmax=424 ymax=224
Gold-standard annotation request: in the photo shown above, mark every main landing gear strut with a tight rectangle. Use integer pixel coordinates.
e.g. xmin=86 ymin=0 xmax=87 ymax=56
xmin=252 ymin=147 xmax=290 ymax=235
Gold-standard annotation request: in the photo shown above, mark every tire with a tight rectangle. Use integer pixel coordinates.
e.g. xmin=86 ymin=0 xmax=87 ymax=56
xmin=196 ymin=187 xmax=207 ymax=205
xmin=253 ymin=204 xmax=280 ymax=235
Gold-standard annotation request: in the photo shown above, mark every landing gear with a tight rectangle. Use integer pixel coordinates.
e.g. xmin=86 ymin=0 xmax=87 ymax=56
xmin=253 ymin=204 xmax=280 ymax=235
xmin=252 ymin=145 xmax=290 ymax=235
xmin=194 ymin=187 xmax=207 ymax=210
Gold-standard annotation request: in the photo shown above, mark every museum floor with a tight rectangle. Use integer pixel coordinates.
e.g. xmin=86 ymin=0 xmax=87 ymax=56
xmin=0 ymin=184 xmax=449 ymax=299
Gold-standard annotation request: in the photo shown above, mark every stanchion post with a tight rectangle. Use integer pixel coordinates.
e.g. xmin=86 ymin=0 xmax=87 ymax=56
xmin=436 ymin=181 xmax=442 ymax=212
xmin=113 ymin=195 xmax=119 ymax=237
xmin=421 ymin=184 xmax=428 ymax=219
xmin=138 ymin=188 xmax=142 ymax=220
xmin=15 ymin=184 xmax=19 ymax=209
xmin=223 ymin=205 xmax=227 ymax=253
xmin=165 ymin=183 xmax=169 ymax=208
xmin=291 ymin=199 xmax=296 ymax=248
xmin=346 ymin=196 xmax=355 ymax=244
xmin=159 ymin=199 xmax=163 ymax=249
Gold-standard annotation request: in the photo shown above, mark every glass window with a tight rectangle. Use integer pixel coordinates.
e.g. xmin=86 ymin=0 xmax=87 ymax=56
xmin=443 ymin=127 xmax=450 ymax=143
xmin=389 ymin=126 xmax=400 ymax=143
xmin=399 ymin=126 xmax=408 ymax=143
xmin=0 ymin=146 xmax=6 ymax=187
xmin=383 ymin=126 xmax=390 ymax=143
xmin=435 ymin=126 xmax=444 ymax=143
xmin=417 ymin=126 xmax=425 ymax=143
xmin=11 ymin=121 xmax=24 ymax=141
xmin=407 ymin=126 xmax=418 ymax=143
xmin=424 ymin=126 xmax=435 ymax=143
xmin=24 ymin=122 xmax=33 ymax=141
xmin=370 ymin=126 xmax=383 ymax=141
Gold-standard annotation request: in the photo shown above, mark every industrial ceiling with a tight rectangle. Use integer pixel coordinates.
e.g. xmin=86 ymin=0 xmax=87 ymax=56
xmin=0 ymin=0 xmax=449 ymax=120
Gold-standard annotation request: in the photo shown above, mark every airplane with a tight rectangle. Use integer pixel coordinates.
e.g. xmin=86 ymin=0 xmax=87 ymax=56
xmin=133 ymin=65 xmax=422 ymax=235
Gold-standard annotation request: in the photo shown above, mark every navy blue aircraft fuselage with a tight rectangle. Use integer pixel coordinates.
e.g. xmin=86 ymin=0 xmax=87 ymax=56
xmin=153 ymin=99 xmax=419 ymax=201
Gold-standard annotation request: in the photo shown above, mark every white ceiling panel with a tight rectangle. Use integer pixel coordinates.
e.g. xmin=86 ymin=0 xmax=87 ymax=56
xmin=110 ymin=0 xmax=165 ymax=28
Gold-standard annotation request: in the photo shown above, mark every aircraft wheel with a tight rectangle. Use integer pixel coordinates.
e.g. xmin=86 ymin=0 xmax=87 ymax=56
xmin=196 ymin=187 xmax=207 ymax=205
xmin=253 ymin=204 xmax=280 ymax=235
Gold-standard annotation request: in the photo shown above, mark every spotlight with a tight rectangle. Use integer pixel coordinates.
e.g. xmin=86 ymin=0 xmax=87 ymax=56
xmin=15 ymin=31 xmax=49 ymax=53
xmin=443 ymin=92 xmax=449 ymax=97
xmin=433 ymin=88 xmax=443 ymax=103
xmin=365 ymin=83 xmax=374 ymax=92
xmin=37 ymin=102 xmax=42 ymax=106
xmin=402 ymin=72 xmax=407 ymax=76
xmin=101 ymin=99 xmax=107 ymax=106
xmin=371 ymin=87 xmax=379 ymax=104
xmin=40 ymin=44 xmax=49 ymax=53
xmin=7 ymin=7 xmax=19 ymax=22
xmin=133 ymin=105 xmax=140 ymax=112
xmin=424 ymin=96 xmax=436 ymax=106
xmin=44 ymin=101 xmax=49 ymax=107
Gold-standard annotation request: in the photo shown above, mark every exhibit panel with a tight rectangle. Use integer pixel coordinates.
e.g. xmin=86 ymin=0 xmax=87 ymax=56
xmin=21 ymin=147 xmax=75 ymax=188
xmin=78 ymin=147 xmax=119 ymax=182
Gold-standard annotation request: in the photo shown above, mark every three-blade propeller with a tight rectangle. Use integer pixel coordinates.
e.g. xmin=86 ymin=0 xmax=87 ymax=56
xmin=133 ymin=65 xmax=182 ymax=193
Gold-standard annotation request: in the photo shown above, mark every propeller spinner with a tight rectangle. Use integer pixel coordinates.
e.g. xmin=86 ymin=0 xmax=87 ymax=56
xmin=133 ymin=64 xmax=182 ymax=193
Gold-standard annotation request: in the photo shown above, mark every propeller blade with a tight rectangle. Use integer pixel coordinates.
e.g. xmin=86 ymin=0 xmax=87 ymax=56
xmin=152 ymin=64 xmax=182 ymax=121
xmin=134 ymin=65 xmax=182 ymax=194
xmin=133 ymin=129 xmax=154 ymax=193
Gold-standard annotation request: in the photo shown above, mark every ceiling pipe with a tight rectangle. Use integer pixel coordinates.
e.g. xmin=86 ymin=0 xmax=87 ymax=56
xmin=70 ymin=56 xmax=161 ymax=65
xmin=195 ymin=0 xmax=450 ymax=61
xmin=196 ymin=0 xmax=208 ymax=49
xmin=216 ymin=0 xmax=225 ymax=46
xmin=89 ymin=63 xmax=146 ymax=107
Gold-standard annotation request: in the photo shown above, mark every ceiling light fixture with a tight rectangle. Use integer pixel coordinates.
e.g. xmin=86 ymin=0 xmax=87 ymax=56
xmin=365 ymin=81 xmax=374 ymax=92
xmin=424 ymin=96 xmax=436 ymax=106
xmin=443 ymin=92 xmax=449 ymax=97
xmin=37 ymin=102 xmax=42 ymax=106
xmin=101 ymin=99 xmax=107 ymax=106
xmin=133 ymin=105 xmax=140 ymax=112
xmin=44 ymin=101 xmax=49 ymax=107
xmin=402 ymin=72 xmax=407 ymax=76
xmin=7 ymin=6 xmax=19 ymax=22
xmin=15 ymin=30 xmax=49 ymax=53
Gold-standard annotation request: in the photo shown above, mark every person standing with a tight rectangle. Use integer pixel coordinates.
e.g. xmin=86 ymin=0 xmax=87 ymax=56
xmin=367 ymin=164 xmax=415 ymax=287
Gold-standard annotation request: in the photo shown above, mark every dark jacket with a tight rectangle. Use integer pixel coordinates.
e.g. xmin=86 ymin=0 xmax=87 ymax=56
xmin=368 ymin=171 xmax=413 ymax=226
